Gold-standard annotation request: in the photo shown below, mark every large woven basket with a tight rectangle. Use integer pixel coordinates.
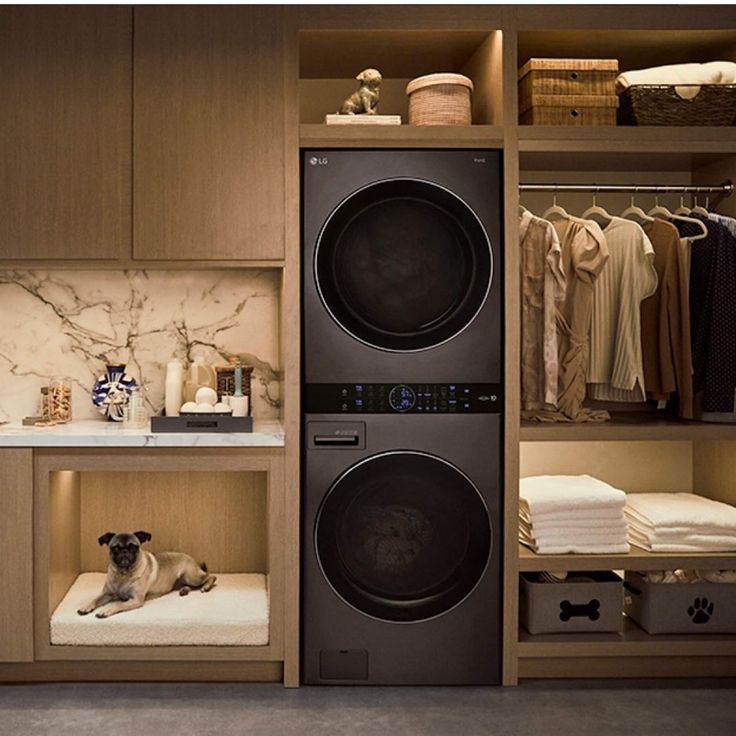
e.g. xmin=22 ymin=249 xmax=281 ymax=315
xmin=618 ymin=84 xmax=736 ymax=126
xmin=406 ymin=73 xmax=473 ymax=125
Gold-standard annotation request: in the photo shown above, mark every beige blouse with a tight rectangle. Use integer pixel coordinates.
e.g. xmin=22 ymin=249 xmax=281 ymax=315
xmin=587 ymin=217 xmax=658 ymax=402
xmin=526 ymin=215 xmax=610 ymax=423
xmin=519 ymin=211 xmax=566 ymax=411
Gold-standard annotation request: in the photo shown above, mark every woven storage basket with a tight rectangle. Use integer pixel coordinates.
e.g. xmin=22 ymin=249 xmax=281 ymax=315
xmin=406 ymin=73 xmax=473 ymax=125
xmin=618 ymin=84 xmax=736 ymax=126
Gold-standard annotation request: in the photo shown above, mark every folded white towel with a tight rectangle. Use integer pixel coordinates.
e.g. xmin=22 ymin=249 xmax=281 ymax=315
xmin=522 ymin=539 xmax=631 ymax=555
xmin=520 ymin=475 xmax=626 ymax=517
xmin=625 ymin=493 xmax=736 ymax=532
xmin=630 ymin=539 xmax=736 ymax=553
xmin=520 ymin=507 xmax=626 ymax=524
xmin=520 ymin=515 xmax=627 ymax=532
xmin=616 ymin=61 xmax=736 ymax=91
xmin=629 ymin=529 xmax=736 ymax=551
xmin=623 ymin=518 xmax=735 ymax=538
xmin=627 ymin=524 xmax=736 ymax=546
xmin=521 ymin=529 xmax=629 ymax=546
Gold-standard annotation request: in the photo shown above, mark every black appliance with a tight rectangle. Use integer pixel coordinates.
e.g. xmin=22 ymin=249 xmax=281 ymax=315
xmin=302 ymin=150 xmax=503 ymax=685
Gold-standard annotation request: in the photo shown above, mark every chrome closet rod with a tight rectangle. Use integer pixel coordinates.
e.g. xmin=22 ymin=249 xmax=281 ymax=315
xmin=519 ymin=181 xmax=734 ymax=194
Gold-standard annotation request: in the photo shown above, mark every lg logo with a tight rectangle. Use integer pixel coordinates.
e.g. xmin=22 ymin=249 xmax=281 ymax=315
xmin=309 ymin=156 xmax=328 ymax=166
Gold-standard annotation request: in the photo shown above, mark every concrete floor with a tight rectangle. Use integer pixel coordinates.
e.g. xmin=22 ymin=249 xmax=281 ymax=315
xmin=0 ymin=680 xmax=734 ymax=736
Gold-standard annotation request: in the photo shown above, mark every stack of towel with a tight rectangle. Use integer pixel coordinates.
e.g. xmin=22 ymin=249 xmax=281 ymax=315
xmin=626 ymin=493 xmax=736 ymax=552
xmin=520 ymin=475 xmax=629 ymax=554
xmin=616 ymin=61 xmax=736 ymax=91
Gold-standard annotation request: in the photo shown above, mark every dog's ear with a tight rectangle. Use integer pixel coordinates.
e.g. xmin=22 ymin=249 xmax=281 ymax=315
xmin=134 ymin=530 xmax=152 ymax=545
xmin=355 ymin=70 xmax=366 ymax=82
xmin=98 ymin=532 xmax=115 ymax=547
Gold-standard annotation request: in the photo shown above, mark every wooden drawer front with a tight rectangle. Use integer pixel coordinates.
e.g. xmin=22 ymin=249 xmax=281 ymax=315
xmin=520 ymin=106 xmax=617 ymax=126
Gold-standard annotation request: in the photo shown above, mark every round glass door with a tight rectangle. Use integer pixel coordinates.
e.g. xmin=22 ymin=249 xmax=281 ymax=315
xmin=315 ymin=451 xmax=492 ymax=622
xmin=315 ymin=178 xmax=493 ymax=352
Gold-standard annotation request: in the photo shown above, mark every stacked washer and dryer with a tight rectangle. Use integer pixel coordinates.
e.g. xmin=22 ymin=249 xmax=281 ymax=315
xmin=302 ymin=149 xmax=503 ymax=685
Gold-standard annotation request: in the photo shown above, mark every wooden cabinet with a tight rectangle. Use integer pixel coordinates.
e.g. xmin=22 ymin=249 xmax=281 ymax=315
xmin=0 ymin=450 xmax=34 ymax=662
xmin=133 ymin=7 xmax=286 ymax=261
xmin=0 ymin=7 xmax=132 ymax=260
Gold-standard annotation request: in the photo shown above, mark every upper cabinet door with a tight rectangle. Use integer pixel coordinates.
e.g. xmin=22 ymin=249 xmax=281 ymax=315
xmin=134 ymin=7 xmax=286 ymax=261
xmin=0 ymin=8 xmax=132 ymax=260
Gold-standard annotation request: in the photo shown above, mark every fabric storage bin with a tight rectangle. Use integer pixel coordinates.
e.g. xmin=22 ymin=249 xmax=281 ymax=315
xmin=618 ymin=85 xmax=736 ymax=126
xmin=624 ymin=572 xmax=736 ymax=634
xmin=406 ymin=73 xmax=473 ymax=125
xmin=520 ymin=571 xmax=623 ymax=634
xmin=519 ymin=94 xmax=618 ymax=126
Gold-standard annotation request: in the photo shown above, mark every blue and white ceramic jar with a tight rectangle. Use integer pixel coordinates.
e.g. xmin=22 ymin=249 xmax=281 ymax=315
xmin=92 ymin=364 xmax=138 ymax=422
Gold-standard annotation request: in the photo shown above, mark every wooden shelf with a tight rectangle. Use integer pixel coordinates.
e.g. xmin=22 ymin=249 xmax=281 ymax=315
xmin=519 ymin=126 xmax=736 ymax=171
xmin=300 ymin=124 xmax=504 ymax=149
xmin=520 ymin=413 xmax=736 ymax=442
xmin=517 ymin=543 xmax=736 ymax=572
xmin=518 ymin=617 xmax=736 ymax=658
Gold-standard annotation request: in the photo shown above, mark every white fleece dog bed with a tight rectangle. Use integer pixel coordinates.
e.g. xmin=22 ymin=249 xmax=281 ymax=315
xmin=51 ymin=572 xmax=269 ymax=646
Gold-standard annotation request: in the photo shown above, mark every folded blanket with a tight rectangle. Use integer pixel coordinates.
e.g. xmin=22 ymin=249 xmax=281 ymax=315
xmin=522 ymin=539 xmax=631 ymax=555
xmin=630 ymin=539 xmax=736 ymax=553
xmin=627 ymin=525 xmax=736 ymax=546
xmin=520 ymin=475 xmax=626 ymax=517
xmin=623 ymin=518 xmax=736 ymax=538
xmin=625 ymin=493 xmax=736 ymax=532
xmin=616 ymin=61 xmax=736 ymax=91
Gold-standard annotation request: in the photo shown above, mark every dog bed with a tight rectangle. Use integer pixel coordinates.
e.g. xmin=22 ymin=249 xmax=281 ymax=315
xmin=50 ymin=572 xmax=269 ymax=646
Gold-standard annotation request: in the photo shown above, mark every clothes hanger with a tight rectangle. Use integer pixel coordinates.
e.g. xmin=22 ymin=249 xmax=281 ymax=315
xmin=581 ymin=189 xmax=614 ymax=227
xmin=620 ymin=192 xmax=654 ymax=225
xmin=692 ymin=194 xmax=710 ymax=216
xmin=542 ymin=191 xmax=570 ymax=222
xmin=649 ymin=193 xmax=708 ymax=240
xmin=673 ymin=194 xmax=692 ymax=216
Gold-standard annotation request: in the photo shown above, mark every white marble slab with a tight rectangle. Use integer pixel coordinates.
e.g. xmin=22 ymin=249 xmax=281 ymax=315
xmin=0 ymin=419 xmax=284 ymax=448
xmin=0 ymin=269 xmax=281 ymax=423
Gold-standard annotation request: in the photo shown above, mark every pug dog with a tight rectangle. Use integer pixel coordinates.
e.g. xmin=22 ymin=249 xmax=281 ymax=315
xmin=77 ymin=531 xmax=217 ymax=619
xmin=338 ymin=68 xmax=382 ymax=115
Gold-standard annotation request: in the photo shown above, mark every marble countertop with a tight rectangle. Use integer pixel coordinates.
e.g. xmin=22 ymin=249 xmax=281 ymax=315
xmin=0 ymin=419 xmax=285 ymax=448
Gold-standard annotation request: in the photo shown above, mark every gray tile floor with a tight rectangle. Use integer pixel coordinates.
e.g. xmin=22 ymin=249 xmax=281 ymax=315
xmin=0 ymin=680 xmax=734 ymax=736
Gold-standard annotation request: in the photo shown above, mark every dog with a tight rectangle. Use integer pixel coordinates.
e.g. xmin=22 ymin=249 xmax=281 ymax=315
xmin=338 ymin=68 xmax=382 ymax=115
xmin=77 ymin=531 xmax=217 ymax=619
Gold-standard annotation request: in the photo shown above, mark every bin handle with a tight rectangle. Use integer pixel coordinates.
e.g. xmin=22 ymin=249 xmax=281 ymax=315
xmin=623 ymin=581 xmax=642 ymax=596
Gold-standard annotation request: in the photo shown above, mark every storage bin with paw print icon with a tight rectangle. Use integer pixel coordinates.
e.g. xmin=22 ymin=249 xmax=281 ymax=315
xmin=624 ymin=571 xmax=736 ymax=634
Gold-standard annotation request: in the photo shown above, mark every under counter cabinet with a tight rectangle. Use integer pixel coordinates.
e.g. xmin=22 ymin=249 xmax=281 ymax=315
xmin=0 ymin=7 xmax=132 ymax=260
xmin=0 ymin=449 xmax=34 ymax=662
xmin=133 ymin=6 xmax=286 ymax=261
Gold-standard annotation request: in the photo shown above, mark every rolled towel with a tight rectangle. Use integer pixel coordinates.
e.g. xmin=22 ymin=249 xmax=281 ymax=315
xmin=520 ymin=475 xmax=626 ymax=517
xmin=625 ymin=493 xmax=736 ymax=533
xmin=616 ymin=61 xmax=736 ymax=91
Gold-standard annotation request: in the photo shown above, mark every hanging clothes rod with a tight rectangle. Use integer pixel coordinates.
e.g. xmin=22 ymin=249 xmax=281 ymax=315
xmin=519 ymin=181 xmax=734 ymax=195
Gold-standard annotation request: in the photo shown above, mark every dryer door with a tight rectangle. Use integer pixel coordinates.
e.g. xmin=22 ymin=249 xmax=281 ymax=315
xmin=315 ymin=178 xmax=492 ymax=352
xmin=315 ymin=451 xmax=492 ymax=622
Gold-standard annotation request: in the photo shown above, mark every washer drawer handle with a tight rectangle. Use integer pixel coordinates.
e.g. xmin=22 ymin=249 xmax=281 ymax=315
xmin=313 ymin=435 xmax=360 ymax=446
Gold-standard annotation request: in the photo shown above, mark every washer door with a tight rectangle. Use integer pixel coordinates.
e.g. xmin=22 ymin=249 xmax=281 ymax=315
xmin=316 ymin=451 xmax=492 ymax=622
xmin=315 ymin=178 xmax=492 ymax=352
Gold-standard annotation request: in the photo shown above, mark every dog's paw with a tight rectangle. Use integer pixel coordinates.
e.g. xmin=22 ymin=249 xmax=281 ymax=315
xmin=95 ymin=609 xmax=112 ymax=619
xmin=77 ymin=607 xmax=92 ymax=616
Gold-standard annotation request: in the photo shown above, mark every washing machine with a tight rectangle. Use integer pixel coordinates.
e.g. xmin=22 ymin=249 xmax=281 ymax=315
xmin=303 ymin=149 xmax=503 ymax=382
xmin=302 ymin=149 xmax=503 ymax=685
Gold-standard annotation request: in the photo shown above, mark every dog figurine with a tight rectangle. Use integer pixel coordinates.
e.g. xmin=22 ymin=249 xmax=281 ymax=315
xmin=77 ymin=531 xmax=217 ymax=619
xmin=339 ymin=68 xmax=382 ymax=115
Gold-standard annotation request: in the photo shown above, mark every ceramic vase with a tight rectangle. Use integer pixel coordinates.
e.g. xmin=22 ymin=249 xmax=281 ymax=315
xmin=92 ymin=364 xmax=138 ymax=422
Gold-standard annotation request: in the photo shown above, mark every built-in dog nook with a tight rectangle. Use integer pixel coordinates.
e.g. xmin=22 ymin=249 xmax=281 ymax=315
xmin=34 ymin=450 xmax=285 ymax=662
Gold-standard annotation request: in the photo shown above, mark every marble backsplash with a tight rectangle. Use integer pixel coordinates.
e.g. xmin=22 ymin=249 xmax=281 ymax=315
xmin=0 ymin=270 xmax=281 ymax=422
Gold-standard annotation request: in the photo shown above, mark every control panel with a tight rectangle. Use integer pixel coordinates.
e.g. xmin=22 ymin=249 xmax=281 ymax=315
xmin=305 ymin=383 xmax=501 ymax=414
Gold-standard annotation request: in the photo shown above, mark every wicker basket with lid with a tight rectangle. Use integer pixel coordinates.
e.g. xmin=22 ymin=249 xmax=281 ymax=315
xmin=406 ymin=73 xmax=474 ymax=125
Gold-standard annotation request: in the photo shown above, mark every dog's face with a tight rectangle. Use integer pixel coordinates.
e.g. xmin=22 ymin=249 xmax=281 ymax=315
xmin=98 ymin=530 xmax=152 ymax=572
xmin=357 ymin=68 xmax=382 ymax=89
